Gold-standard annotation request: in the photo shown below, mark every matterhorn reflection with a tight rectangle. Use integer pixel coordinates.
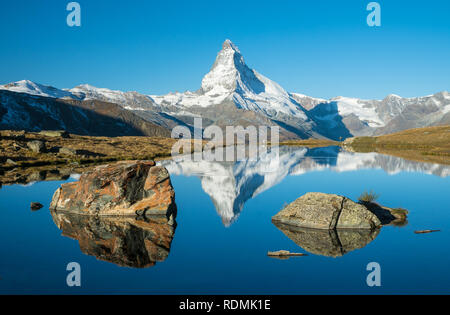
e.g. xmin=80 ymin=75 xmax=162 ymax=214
xmin=160 ymin=146 xmax=449 ymax=226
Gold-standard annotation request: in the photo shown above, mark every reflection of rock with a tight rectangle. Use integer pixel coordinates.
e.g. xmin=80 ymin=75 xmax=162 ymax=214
xmin=273 ymin=222 xmax=380 ymax=257
xmin=50 ymin=161 xmax=175 ymax=217
xmin=272 ymin=192 xmax=381 ymax=230
xmin=0 ymin=167 xmax=72 ymax=185
xmin=51 ymin=211 xmax=176 ymax=268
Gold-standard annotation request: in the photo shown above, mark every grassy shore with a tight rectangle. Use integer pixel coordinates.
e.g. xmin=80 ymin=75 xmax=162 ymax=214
xmin=0 ymin=130 xmax=182 ymax=185
xmin=2 ymin=125 xmax=449 ymax=185
xmin=0 ymin=130 xmax=178 ymax=167
xmin=275 ymin=139 xmax=339 ymax=147
xmin=343 ymin=125 xmax=450 ymax=165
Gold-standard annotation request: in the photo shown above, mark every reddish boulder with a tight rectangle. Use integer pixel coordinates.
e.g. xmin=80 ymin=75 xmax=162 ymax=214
xmin=50 ymin=161 xmax=175 ymax=217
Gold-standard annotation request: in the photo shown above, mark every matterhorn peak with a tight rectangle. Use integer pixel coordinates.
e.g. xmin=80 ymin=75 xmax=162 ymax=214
xmin=200 ymin=40 xmax=256 ymax=94
xmin=222 ymin=39 xmax=241 ymax=53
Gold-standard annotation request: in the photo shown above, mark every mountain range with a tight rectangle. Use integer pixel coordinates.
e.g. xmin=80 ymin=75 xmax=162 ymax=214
xmin=1 ymin=40 xmax=449 ymax=139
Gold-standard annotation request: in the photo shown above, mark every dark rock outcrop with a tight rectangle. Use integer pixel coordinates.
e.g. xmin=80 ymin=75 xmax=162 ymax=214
xmin=50 ymin=161 xmax=175 ymax=217
xmin=272 ymin=192 xmax=382 ymax=230
xmin=51 ymin=211 xmax=176 ymax=268
xmin=30 ymin=202 xmax=43 ymax=211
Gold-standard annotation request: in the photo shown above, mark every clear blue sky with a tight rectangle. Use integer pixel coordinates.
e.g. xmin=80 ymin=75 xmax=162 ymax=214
xmin=1 ymin=0 xmax=449 ymax=99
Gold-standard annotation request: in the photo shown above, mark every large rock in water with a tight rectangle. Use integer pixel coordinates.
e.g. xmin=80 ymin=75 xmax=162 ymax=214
xmin=272 ymin=192 xmax=381 ymax=230
xmin=50 ymin=161 xmax=175 ymax=217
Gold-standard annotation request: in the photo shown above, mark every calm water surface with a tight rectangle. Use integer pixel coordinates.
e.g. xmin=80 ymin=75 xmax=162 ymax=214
xmin=1 ymin=146 xmax=449 ymax=294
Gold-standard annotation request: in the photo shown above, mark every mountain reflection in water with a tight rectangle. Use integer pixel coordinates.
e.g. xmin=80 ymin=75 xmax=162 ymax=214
xmin=160 ymin=146 xmax=449 ymax=226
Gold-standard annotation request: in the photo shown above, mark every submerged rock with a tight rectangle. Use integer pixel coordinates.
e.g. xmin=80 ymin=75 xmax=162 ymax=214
xmin=273 ymin=221 xmax=380 ymax=257
xmin=272 ymin=192 xmax=381 ymax=230
xmin=51 ymin=211 xmax=176 ymax=268
xmin=50 ymin=161 xmax=175 ymax=217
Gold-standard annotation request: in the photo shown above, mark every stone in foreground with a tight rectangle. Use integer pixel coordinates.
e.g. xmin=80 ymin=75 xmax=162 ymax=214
xmin=272 ymin=192 xmax=382 ymax=230
xmin=50 ymin=161 xmax=175 ymax=217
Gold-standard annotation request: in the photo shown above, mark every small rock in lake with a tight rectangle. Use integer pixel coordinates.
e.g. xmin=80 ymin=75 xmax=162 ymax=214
xmin=267 ymin=250 xmax=307 ymax=258
xmin=30 ymin=202 xmax=44 ymax=211
xmin=414 ymin=230 xmax=441 ymax=234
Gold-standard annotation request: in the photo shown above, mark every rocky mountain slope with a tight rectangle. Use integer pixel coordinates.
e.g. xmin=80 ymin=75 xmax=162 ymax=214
xmin=0 ymin=90 xmax=170 ymax=137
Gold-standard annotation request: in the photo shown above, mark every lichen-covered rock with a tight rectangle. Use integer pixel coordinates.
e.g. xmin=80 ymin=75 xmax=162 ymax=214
xmin=51 ymin=211 xmax=176 ymax=268
xmin=50 ymin=161 xmax=175 ymax=217
xmin=338 ymin=198 xmax=382 ymax=229
xmin=39 ymin=130 xmax=70 ymax=138
xmin=58 ymin=147 xmax=77 ymax=156
xmin=272 ymin=192 xmax=381 ymax=230
xmin=27 ymin=140 xmax=46 ymax=153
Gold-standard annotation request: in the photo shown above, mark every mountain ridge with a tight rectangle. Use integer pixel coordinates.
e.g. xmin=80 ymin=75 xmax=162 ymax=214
xmin=1 ymin=40 xmax=449 ymax=139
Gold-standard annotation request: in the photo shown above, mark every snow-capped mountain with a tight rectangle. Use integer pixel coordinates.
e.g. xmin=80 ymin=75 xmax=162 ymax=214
xmin=1 ymin=39 xmax=449 ymax=139
xmin=152 ymin=40 xmax=308 ymax=120
xmin=69 ymin=84 xmax=160 ymax=111
xmin=160 ymin=146 xmax=450 ymax=226
xmin=306 ymin=92 xmax=450 ymax=136
xmin=0 ymin=80 xmax=75 ymax=99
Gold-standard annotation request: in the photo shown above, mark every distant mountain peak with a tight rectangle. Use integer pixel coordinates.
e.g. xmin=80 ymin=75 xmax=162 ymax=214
xmin=0 ymin=79 xmax=72 ymax=98
xmin=201 ymin=39 xmax=250 ymax=94
xmin=222 ymin=39 xmax=240 ymax=53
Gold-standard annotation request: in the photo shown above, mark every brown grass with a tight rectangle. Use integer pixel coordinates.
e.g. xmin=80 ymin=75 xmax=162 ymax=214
xmin=0 ymin=130 xmax=178 ymax=170
xmin=344 ymin=125 xmax=450 ymax=165
xmin=275 ymin=139 xmax=339 ymax=147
